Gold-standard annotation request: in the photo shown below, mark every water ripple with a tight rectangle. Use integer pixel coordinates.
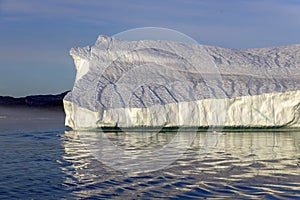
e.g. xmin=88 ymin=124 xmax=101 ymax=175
xmin=1 ymin=130 xmax=300 ymax=199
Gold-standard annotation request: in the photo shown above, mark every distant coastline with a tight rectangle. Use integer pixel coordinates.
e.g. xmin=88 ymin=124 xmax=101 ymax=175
xmin=0 ymin=91 xmax=69 ymax=108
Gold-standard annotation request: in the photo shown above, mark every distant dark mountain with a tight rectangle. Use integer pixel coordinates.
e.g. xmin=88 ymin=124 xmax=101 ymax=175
xmin=0 ymin=91 xmax=69 ymax=108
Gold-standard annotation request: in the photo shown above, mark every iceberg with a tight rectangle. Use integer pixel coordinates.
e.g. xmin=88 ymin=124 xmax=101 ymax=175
xmin=64 ymin=35 xmax=300 ymax=130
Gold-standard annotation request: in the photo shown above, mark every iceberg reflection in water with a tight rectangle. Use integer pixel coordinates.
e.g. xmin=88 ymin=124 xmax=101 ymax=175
xmin=62 ymin=130 xmax=300 ymax=199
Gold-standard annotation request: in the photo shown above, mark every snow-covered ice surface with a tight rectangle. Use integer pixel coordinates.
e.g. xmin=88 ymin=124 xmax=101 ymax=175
xmin=64 ymin=35 xmax=300 ymax=130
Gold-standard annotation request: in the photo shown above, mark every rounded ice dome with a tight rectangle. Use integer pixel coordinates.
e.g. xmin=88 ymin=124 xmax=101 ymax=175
xmin=113 ymin=27 xmax=198 ymax=44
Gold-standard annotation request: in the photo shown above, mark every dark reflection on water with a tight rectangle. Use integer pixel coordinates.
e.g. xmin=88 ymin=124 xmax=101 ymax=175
xmin=0 ymin=129 xmax=71 ymax=199
xmin=62 ymin=130 xmax=300 ymax=199
xmin=1 ymin=128 xmax=300 ymax=199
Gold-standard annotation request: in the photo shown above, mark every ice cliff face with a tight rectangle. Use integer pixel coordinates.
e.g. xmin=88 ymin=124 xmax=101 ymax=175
xmin=64 ymin=35 xmax=300 ymax=129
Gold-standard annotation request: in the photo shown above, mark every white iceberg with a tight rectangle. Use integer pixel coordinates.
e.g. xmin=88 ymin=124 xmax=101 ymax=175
xmin=64 ymin=35 xmax=300 ymax=130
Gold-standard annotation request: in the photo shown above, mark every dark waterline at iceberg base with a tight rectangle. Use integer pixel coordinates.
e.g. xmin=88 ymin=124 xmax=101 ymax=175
xmin=0 ymin=109 xmax=300 ymax=199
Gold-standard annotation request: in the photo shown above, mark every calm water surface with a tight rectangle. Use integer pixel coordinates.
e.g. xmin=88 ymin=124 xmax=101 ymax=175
xmin=0 ymin=109 xmax=300 ymax=199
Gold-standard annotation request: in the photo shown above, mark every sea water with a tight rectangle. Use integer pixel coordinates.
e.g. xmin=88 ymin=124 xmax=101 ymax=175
xmin=0 ymin=108 xmax=300 ymax=199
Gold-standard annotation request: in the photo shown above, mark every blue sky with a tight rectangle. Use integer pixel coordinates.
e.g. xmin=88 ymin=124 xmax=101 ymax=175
xmin=1 ymin=0 xmax=300 ymax=97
